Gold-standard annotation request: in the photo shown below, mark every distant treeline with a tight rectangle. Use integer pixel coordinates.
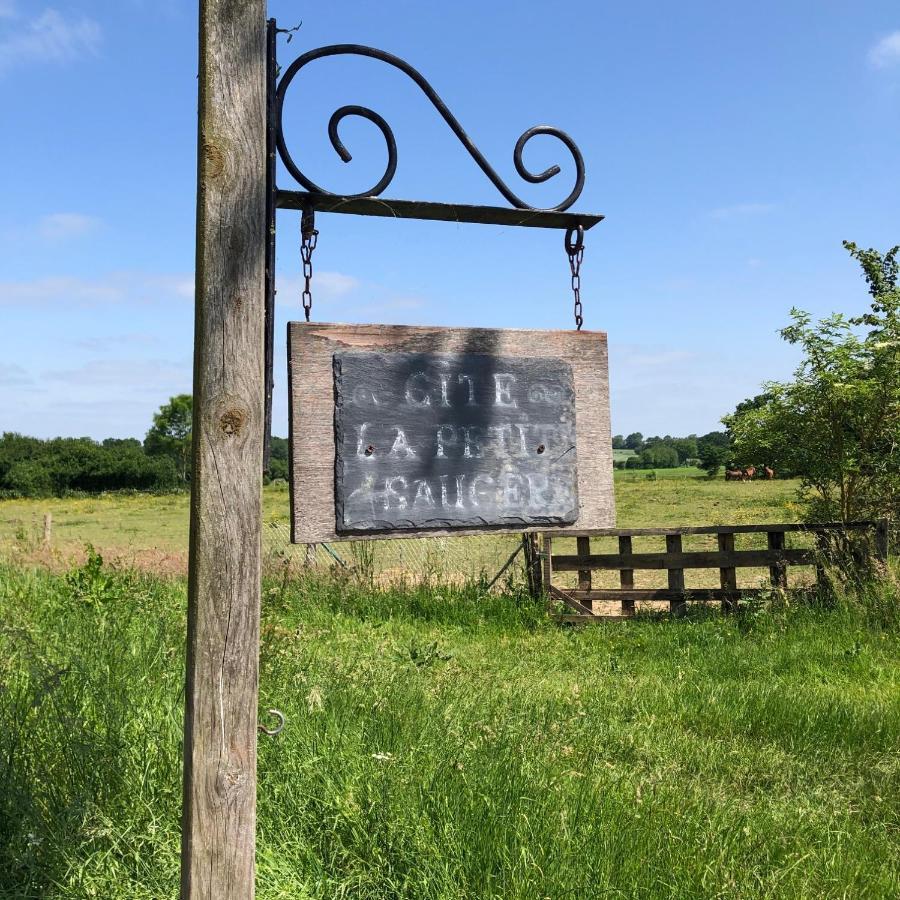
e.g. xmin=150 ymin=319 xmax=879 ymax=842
xmin=0 ymin=433 xmax=182 ymax=497
xmin=612 ymin=432 xmax=731 ymax=472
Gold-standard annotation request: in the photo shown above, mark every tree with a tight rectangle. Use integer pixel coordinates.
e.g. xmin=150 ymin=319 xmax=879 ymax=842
xmin=697 ymin=443 xmax=731 ymax=478
xmin=624 ymin=432 xmax=644 ymax=450
xmin=640 ymin=444 xmax=679 ymax=468
xmin=725 ymin=241 xmax=900 ymax=522
xmin=611 ymin=434 xmax=626 ymax=450
xmin=145 ymin=394 xmax=193 ymax=482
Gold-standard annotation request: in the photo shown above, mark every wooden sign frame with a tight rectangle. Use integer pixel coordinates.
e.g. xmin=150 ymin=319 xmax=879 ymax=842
xmin=288 ymin=322 xmax=614 ymax=543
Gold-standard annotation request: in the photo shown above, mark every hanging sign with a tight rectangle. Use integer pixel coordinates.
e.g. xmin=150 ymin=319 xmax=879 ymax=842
xmin=288 ymin=323 xmax=614 ymax=542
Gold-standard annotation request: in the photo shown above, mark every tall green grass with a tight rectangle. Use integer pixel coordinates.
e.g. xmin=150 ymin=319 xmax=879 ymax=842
xmin=1 ymin=557 xmax=899 ymax=898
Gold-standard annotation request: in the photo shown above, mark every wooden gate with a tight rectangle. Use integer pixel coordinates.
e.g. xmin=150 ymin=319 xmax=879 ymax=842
xmin=541 ymin=520 xmax=890 ymax=621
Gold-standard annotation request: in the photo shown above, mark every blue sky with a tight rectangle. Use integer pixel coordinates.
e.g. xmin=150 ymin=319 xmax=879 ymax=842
xmin=1 ymin=1 xmax=899 ymax=441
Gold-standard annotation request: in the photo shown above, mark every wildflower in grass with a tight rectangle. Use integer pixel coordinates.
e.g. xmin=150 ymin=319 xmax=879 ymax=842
xmin=371 ymin=752 xmax=395 ymax=762
xmin=306 ymin=686 xmax=324 ymax=712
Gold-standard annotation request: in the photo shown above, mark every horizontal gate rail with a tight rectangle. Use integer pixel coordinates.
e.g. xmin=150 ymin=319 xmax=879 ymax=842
xmin=542 ymin=519 xmax=889 ymax=621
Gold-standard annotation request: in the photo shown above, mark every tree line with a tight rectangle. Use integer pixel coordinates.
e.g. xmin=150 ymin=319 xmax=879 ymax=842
xmin=612 ymin=431 xmax=731 ymax=473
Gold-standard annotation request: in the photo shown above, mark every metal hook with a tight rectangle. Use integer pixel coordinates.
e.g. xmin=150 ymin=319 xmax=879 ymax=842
xmin=564 ymin=224 xmax=584 ymax=256
xmin=258 ymin=708 xmax=286 ymax=736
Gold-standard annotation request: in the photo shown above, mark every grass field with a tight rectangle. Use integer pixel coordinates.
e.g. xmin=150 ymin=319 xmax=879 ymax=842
xmin=2 ymin=476 xmax=899 ymax=898
xmin=2 ymin=561 xmax=899 ymax=898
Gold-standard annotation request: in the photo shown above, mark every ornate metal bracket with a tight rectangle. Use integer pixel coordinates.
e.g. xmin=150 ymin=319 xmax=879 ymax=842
xmin=263 ymin=19 xmax=603 ymax=469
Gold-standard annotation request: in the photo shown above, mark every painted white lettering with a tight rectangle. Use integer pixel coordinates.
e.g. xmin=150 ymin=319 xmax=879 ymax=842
xmin=525 ymin=472 xmax=549 ymax=508
xmin=355 ymin=423 xmax=372 ymax=458
xmin=405 ymin=372 xmax=431 ymax=406
xmin=389 ymin=428 xmax=417 ymax=459
xmin=502 ymin=472 xmax=525 ymax=507
xmin=463 ymin=427 xmax=483 ymax=459
xmin=352 ymin=385 xmax=379 ymax=405
xmin=383 ymin=476 xmax=408 ymax=510
xmin=412 ymin=479 xmax=436 ymax=509
xmin=458 ymin=374 xmax=476 ymax=405
xmin=470 ymin=474 xmax=495 ymax=508
xmin=454 ymin=475 xmax=466 ymax=509
xmin=435 ymin=425 xmax=457 ymax=458
xmin=493 ymin=373 xmax=517 ymax=408
xmin=439 ymin=373 xmax=451 ymax=407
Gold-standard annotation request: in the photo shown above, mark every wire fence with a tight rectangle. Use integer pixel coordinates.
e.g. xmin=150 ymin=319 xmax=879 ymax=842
xmin=262 ymin=521 xmax=530 ymax=589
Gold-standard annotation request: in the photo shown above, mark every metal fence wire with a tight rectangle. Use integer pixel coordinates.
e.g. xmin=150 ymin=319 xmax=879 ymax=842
xmin=262 ymin=521 xmax=530 ymax=589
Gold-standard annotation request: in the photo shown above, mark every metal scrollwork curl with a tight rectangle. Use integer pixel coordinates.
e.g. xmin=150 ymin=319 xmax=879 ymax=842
xmin=275 ymin=44 xmax=585 ymax=212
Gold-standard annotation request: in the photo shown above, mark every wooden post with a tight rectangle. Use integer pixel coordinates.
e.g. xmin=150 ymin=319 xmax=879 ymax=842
xmin=42 ymin=512 xmax=52 ymax=548
xmin=576 ymin=536 xmax=592 ymax=611
xmin=618 ymin=535 xmax=634 ymax=617
xmin=181 ymin=2 xmax=267 ymax=898
xmin=666 ymin=533 xmax=686 ymax=616
xmin=717 ymin=532 xmax=736 ymax=612
xmin=767 ymin=530 xmax=788 ymax=589
xmin=522 ymin=533 xmax=543 ymax=599
xmin=542 ymin=535 xmax=554 ymax=599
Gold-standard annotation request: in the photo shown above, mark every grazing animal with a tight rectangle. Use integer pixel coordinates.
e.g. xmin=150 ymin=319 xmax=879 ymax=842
xmin=763 ymin=466 xmax=774 ymax=480
xmin=743 ymin=466 xmax=756 ymax=480
xmin=725 ymin=468 xmax=744 ymax=481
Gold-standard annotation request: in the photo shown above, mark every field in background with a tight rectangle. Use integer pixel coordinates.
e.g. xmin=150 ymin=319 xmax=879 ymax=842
xmin=0 ymin=471 xmax=801 ymax=575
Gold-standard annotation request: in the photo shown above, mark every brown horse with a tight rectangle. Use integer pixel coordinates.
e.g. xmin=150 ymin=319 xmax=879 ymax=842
xmin=763 ymin=466 xmax=774 ymax=479
xmin=743 ymin=466 xmax=756 ymax=480
xmin=725 ymin=468 xmax=744 ymax=481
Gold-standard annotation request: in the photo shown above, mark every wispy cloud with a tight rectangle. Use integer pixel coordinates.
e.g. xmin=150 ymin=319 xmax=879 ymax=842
xmin=0 ymin=363 xmax=32 ymax=386
xmin=43 ymin=358 xmax=190 ymax=392
xmin=0 ymin=272 xmax=193 ymax=307
xmin=38 ymin=212 xmax=100 ymax=240
xmin=0 ymin=7 xmax=101 ymax=74
xmin=709 ymin=202 xmax=776 ymax=221
xmin=276 ymin=270 xmax=360 ymax=302
xmin=869 ymin=31 xmax=900 ymax=69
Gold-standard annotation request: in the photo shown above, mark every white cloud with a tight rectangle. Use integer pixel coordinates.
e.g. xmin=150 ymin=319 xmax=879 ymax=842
xmin=0 ymin=362 xmax=32 ymax=385
xmin=0 ymin=272 xmax=193 ymax=307
xmin=869 ymin=31 xmax=900 ymax=69
xmin=0 ymin=8 xmax=101 ymax=73
xmin=38 ymin=212 xmax=100 ymax=240
xmin=276 ymin=270 xmax=360 ymax=302
xmin=43 ymin=358 xmax=190 ymax=392
xmin=709 ymin=202 xmax=775 ymax=220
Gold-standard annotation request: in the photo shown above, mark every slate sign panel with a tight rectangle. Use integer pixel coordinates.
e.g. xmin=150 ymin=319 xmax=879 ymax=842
xmin=333 ymin=351 xmax=579 ymax=532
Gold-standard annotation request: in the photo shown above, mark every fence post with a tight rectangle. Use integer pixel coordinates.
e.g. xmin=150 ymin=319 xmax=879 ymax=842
xmin=576 ymin=536 xmax=592 ymax=611
xmin=717 ymin=531 xmax=736 ymax=612
xmin=523 ymin=533 xmax=543 ymax=599
xmin=618 ymin=535 xmax=634 ymax=617
xmin=42 ymin=513 xmax=52 ymax=548
xmin=542 ymin=535 xmax=553 ymax=600
xmin=767 ymin=530 xmax=788 ymax=589
xmin=666 ymin=533 xmax=686 ymax=616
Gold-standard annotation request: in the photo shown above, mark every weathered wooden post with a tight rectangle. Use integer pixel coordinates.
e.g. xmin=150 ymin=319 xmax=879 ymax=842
xmin=181 ymin=2 xmax=267 ymax=897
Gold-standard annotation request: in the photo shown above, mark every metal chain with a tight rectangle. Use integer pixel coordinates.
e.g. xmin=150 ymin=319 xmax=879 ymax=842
xmin=565 ymin=225 xmax=585 ymax=330
xmin=300 ymin=209 xmax=318 ymax=322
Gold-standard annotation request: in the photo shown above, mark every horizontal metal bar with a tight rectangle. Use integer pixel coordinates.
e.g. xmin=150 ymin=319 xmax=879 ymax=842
xmin=276 ymin=190 xmax=604 ymax=230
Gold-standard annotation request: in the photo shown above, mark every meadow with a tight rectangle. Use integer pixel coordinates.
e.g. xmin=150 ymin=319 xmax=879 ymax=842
xmin=2 ymin=473 xmax=899 ymax=898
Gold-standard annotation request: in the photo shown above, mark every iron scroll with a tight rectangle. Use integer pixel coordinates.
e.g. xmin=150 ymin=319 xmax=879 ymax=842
xmin=275 ymin=44 xmax=586 ymax=212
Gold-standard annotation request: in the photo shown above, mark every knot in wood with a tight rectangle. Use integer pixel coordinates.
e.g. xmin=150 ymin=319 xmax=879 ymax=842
xmin=219 ymin=408 xmax=246 ymax=437
xmin=203 ymin=141 xmax=226 ymax=179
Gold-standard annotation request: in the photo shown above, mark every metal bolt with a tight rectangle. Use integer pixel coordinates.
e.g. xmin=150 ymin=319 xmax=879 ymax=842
xmin=365 ymin=445 xmax=375 ymax=456
xmin=536 ymin=444 xmax=545 ymax=454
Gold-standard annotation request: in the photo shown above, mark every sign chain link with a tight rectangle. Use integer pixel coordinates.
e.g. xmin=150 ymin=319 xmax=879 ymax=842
xmin=300 ymin=208 xmax=318 ymax=322
xmin=565 ymin=225 xmax=585 ymax=331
